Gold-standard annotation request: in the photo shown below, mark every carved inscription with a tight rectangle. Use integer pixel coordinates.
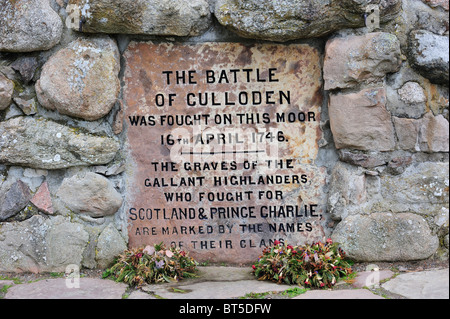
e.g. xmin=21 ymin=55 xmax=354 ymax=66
xmin=124 ymin=43 xmax=325 ymax=264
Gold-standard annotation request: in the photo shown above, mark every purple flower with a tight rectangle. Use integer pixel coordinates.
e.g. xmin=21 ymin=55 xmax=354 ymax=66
xmin=155 ymin=260 xmax=165 ymax=269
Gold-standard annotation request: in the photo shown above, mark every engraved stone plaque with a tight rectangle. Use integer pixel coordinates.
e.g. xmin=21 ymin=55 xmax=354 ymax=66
xmin=124 ymin=42 xmax=325 ymax=264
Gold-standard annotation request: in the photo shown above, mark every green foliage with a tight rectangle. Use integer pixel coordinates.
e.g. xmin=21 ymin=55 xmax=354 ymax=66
xmin=102 ymin=243 xmax=198 ymax=288
xmin=252 ymin=239 xmax=353 ymax=289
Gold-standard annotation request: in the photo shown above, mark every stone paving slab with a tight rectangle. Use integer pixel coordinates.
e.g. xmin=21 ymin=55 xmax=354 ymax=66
xmin=351 ymin=270 xmax=395 ymax=288
xmin=2 ymin=267 xmax=449 ymax=300
xmin=142 ymin=279 xmax=289 ymax=299
xmin=294 ymin=289 xmax=384 ymax=299
xmin=4 ymin=278 xmax=128 ymax=299
xmin=382 ymin=268 xmax=449 ymax=299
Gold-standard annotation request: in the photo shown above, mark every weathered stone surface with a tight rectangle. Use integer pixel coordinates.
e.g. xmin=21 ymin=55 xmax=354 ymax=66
xmin=36 ymin=37 xmax=120 ymax=121
xmin=329 ymin=87 xmax=396 ymax=151
xmin=56 ymin=172 xmax=123 ymax=218
xmin=0 ymin=0 xmax=63 ymax=52
xmin=418 ymin=112 xmax=450 ymax=152
xmin=385 ymin=64 xmax=429 ymax=119
xmin=13 ymin=97 xmax=37 ymax=115
xmin=96 ymin=224 xmax=127 ymax=268
xmin=5 ymin=278 xmax=127 ymax=299
xmin=393 ymin=113 xmax=449 ymax=152
xmin=352 ymin=270 xmax=395 ymax=288
xmin=294 ymin=289 xmax=384 ymax=299
xmin=0 ymin=74 xmax=14 ymax=110
xmin=408 ymin=30 xmax=449 ymax=85
xmin=328 ymin=161 xmax=449 ymax=224
xmin=393 ymin=117 xmax=421 ymax=151
xmin=0 ymin=215 xmax=89 ymax=273
xmin=382 ymin=269 xmax=449 ymax=299
xmin=338 ymin=150 xmax=387 ymax=169
xmin=324 ymin=32 xmax=402 ymax=90
xmin=0 ymin=180 xmax=32 ymax=222
xmin=398 ymin=82 xmax=427 ymax=104
xmin=327 ymin=162 xmax=367 ymax=222
xmin=0 ymin=117 xmax=120 ymax=169
xmin=215 ymin=0 xmax=401 ymax=42
xmin=422 ymin=0 xmax=449 ymax=10
xmin=30 ymin=182 xmax=54 ymax=215
xmin=379 ymin=162 xmax=449 ymax=213
xmin=66 ymin=0 xmax=211 ymax=37
xmin=10 ymin=57 xmax=39 ymax=84
xmin=332 ymin=213 xmax=440 ymax=262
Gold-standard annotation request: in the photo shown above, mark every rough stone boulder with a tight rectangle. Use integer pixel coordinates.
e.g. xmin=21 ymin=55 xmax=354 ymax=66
xmin=332 ymin=212 xmax=440 ymax=262
xmin=408 ymin=30 xmax=449 ymax=85
xmin=0 ymin=0 xmax=63 ymax=52
xmin=36 ymin=37 xmax=120 ymax=121
xmin=324 ymin=32 xmax=402 ymax=90
xmin=0 ymin=117 xmax=120 ymax=170
xmin=0 ymin=180 xmax=32 ymax=222
xmin=215 ymin=0 xmax=402 ymax=41
xmin=328 ymin=87 xmax=396 ymax=151
xmin=0 ymin=215 xmax=89 ymax=273
xmin=66 ymin=0 xmax=211 ymax=36
xmin=0 ymin=74 xmax=14 ymax=110
xmin=56 ymin=172 xmax=123 ymax=218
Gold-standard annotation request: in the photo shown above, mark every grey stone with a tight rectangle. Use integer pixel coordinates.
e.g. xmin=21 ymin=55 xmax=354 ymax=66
xmin=382 ymin=269 xmax=449 ymax=299
xmin=352 ymin=270 xmax=395 ymax=288
xmin=215 ymin=0 xmax=401 ymax=42
xmin=66 ymin=0 xmax=211 ymax=37
xmin=10 ymin=57 xmax=39 ymax=84
xmin=294 ymin=289 xmax=384 ymax=299
xmin=0 ymin=180 xmax=32 ymax=222
xmin=0 ymin=215 xmax=89 ymax=273
xmin=398 ymin=82 xmax=427 ymax=104
xmin=324 ymin=32 xmax=402 ymax=90
xmin=144 ymin=280 xmax=289 ymax=299
xmin=385 ymin=63 xmax=429 ymax=119
xmin=5 ymin=278 xmax=127 ymax=299
xmin=12 ymin=97 xmax=37 ymax=115
xmin=0 ymin=117 xmax=120 ymax=170
xmin=379 ymin=162 xmax=449 ymax=213
xmin=0 ymin=0 xmax=63 ymax=52
xmin=332 ymin=212 xmax=440 ymax=262
xmin=327 ymin=162 xmax=367 ymax=222
xmin=96 ymin=224 xmax=127 ymax=268
xmin=56 ymin=172 xmax=123 ymax=218
xmin=36 ymin=37 xmax=120 ymax=121
xmin=408 ymin=30 xmax=449 ymax=85
xmin=0 ymin=74 xmax=14 ymax=110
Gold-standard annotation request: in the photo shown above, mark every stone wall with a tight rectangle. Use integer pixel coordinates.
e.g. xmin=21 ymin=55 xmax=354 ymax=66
xmin=0 ymin=0 xmax=448 ymax=272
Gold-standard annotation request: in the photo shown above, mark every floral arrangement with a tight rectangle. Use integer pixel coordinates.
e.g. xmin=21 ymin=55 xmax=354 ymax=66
xmin=252 ymin=239 xmax=353 ymax=288
xmin=102 ymin=242 xmax=198 ymax=288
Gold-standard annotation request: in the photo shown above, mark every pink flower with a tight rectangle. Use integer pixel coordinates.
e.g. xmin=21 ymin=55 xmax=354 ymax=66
xmin=274 ymin=240 xmax=281 ymax=246
xmin=252 ymin=265 xmax=256 ymax=270
xmin=287 ymin=245 xmax=294 ymax=250
xmin=320 ymin=282 xmax=325 ymax=287
xmin=326 ymin=238 xmax=333 ymax=245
